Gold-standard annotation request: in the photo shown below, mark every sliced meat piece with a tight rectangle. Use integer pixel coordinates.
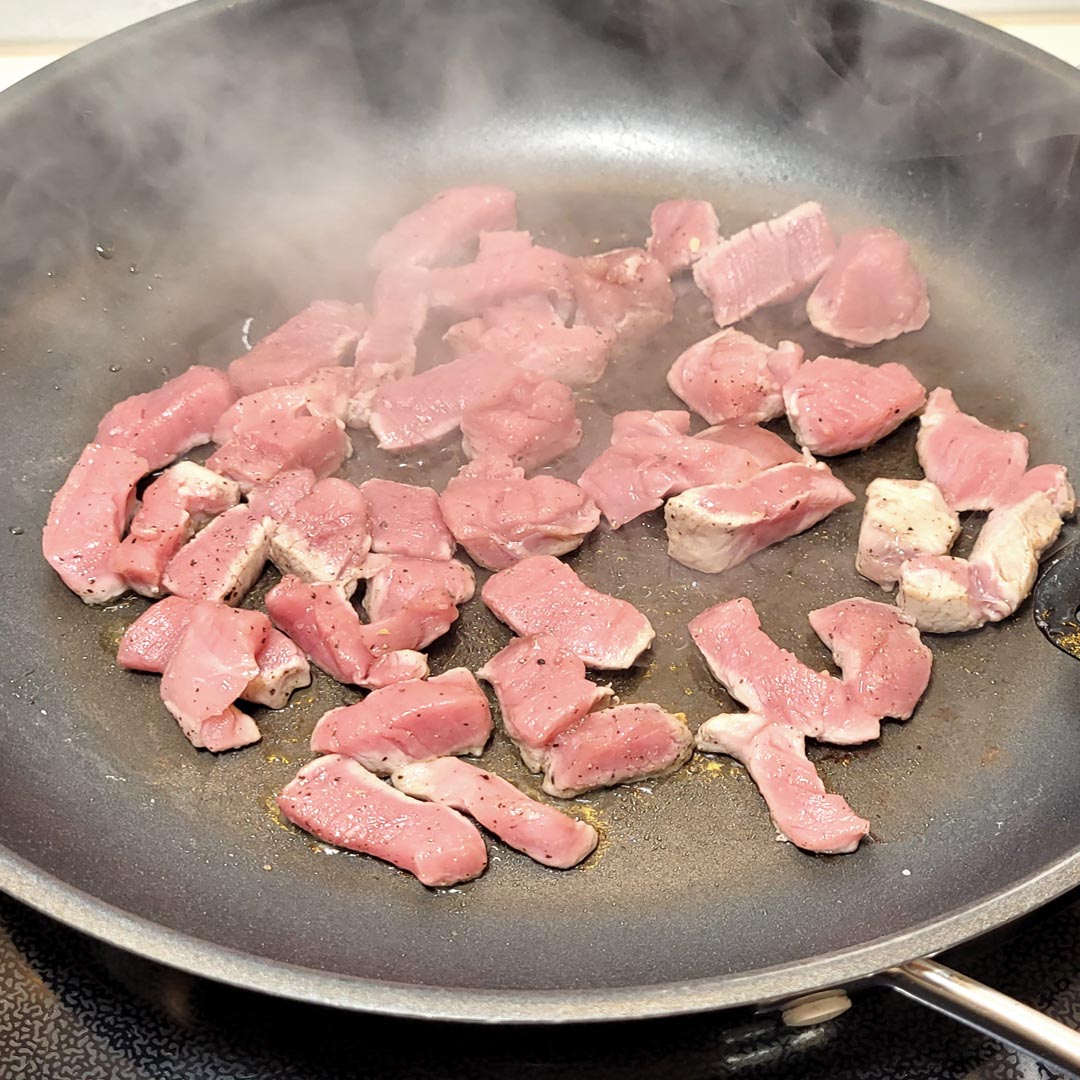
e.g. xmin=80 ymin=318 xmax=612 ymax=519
xmin=782 ymin=356 xmax=926 ymax=457
xmin=689 ymin=598 xmax=880 ymax=745
xmin=392 ymin=758 xmax=598 ymax=869
xmin=611 ymin=409 xmax=691 ymax=441
xmin=365 ymin=650 xmax=430 ymax=688
xmin=207 ymin=413 xmax=351 ymax=491
xmin=460 ymin=369 xmax=581 ymax=472
xmin=212 ymin=367 xmax=352 ymax=445
xmin=482 ymin=555 xmax=655 ymax=669
xmin=896 ymin=556 xmax=981 ymax=634
xmin=240 ymin=628 xmax=312 ymax=708
xmin=226 ymin=301 xmax=369 ymax=397
xmin=667 ymin=329 xmax=804 ymax=426
xmin=541 ymin=703 xmax=692 ymax=798
xmin=278 ymin=754 xmax=488 ymax=887
xmin=246 ymin=468 xmax=316 ymax=525
xmin=360 ymin=478 xmax=455 ymax=561
xmin=646 ymin=199 xmax=721 ymax=274
xmin=915 ymin=387 xmax=1029 ymax=511
xmin=268 ymin=478 xmax=370 ymax=588
xmin=310 ymin=668 xmax=492 ymax=774
xmin=439 ymin=457 xmax=600 ymax=570
xmin=1008 ymin=463 xmax=1078 ymax=517
xmin=359 ymin=554 xmax=475 ymax=622
xmin=42 ymin=443 xmax=148 ymax=604
xmin=477 ymin=634 xmax=614 ymax=771
xmin=695 ymin=713 xmax=869 ymax=854
xmin=111 ymin=462 xmax=240 ymax=598
xmin=161 ymin=504 xmax=269 ymax=605
xmin=696 ymin=423 xmax=804 ymax=469
xmin=665 ymin=461 xmax=855 ymax=574
xmin=476 ymin=229 xmax=534 ymax=257
xmin=159 ymin=603 xmax=269 ymax=751
xmin=856 ymin=477 xmax=960 ymax=589
xmin=369 ymin=185 xmax=517 ymax=269
xmin=808 ymin=598 xmax=932 ymax=721
xmin=692 ymin=202 xmax=835 ymax=327
xmin=807 ymin=227 xmax=930 ymax=346
xmin=95 ymin=365 xmax=235 ymax=471
xmin=570 ymin=247 xmax=674 ymax=340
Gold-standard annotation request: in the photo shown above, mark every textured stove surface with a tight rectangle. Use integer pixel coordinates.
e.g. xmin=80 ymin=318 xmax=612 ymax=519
xmin=2 ymin=892 xmax=1078 ymax=1079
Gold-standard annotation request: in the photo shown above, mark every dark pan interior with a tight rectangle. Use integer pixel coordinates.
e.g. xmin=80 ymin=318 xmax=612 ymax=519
xmin=2 ymin=0 xmax=1080 ymax=1019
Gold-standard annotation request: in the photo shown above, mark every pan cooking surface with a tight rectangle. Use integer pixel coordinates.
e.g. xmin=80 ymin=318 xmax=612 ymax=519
xmin=1 ymin=0 xmax=1080 ymax=1017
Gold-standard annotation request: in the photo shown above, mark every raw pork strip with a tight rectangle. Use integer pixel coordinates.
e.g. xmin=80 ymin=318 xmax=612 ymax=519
xmin=570 ymin=247 xmax=675 ymax=340
xmin=227 ymin=301 xmax=369 ymax=397
xmin=665 ymin=461 xmax=855 ymax=574
xmin=460 ymin=369 xmax=581 ymax=472
xmin=808 ymin=598 xmax=932 ymax=721
xmin=95 ymin=365 xmax=235 ymax=471
xmin=692 ymin=202 xmax=835 ymax=326
xmin=482 ymin=555 xmax=655 ymax=669
xmin=695 ymin=713 xmax=869 ymax=854
xmin=696 ymin=423 xmax=804 ymax=469
xmin=162 ymin=504 xmax=269 ymax=606
xmin=478 ymin=633 xmax=614 ymax=771
xmin=111 ymin=462 xmax=240 ymax=598
xmin=439 ymin=458 xmax=600 ymax=570
xmin=807 ymin=227 xmax=930 ymax=346
xmin=268 ymin=478 xmax=370 ymax=588
xmin=689 ymin=598 xmax=880 ymax=745
xmin=392 ymin=758 xmax=599 ymax=868
xmin=856 ymin=478 xmax=960 ymax=589
xmin=360 ymin=479 xmax=455 ymax=561
xmin=782 ymin=356 xmax=926 ymax=457
xmin=278 ymin=754 xmax=488 ymax=887
xmin=667 ymin=329 xmax=803 ymax=426
xmin=359 ymin=554 xmax=475 ymax=622
xmin=310 ymin=668 xmax=492 ymax=774
xmin=42 ymin=443 xmax=148 ymax=604
xmin=541 ymin=703 xmax=693 ymax=798
xmin=646 ymin=199 xmax=721 ymax=274
xmin=915 ymin=387 xmax=1029 ymax=511
xmin=160 ymin=603 xmax=269 ymax=751
xmin=369 ymin=185 xmax=517 ymax=269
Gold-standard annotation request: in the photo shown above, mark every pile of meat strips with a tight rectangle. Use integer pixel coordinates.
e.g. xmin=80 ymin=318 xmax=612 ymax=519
xmin=43 ymin=188 xmax=1075 ymax=885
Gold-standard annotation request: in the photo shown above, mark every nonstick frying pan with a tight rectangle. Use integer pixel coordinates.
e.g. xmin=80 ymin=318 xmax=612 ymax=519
xmin=2 ymin=0 xmax=1080 ymax=1069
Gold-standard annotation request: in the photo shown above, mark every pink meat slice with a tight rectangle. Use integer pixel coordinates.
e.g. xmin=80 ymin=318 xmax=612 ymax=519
xmin=268 ymin=478 xmax=370 ymax=588
xmin=782 ymin=356 xmax=927 ymax=457
xmin=542 ymin=703 xmax=693 ymax=798
xmin=159 ymin=603 xmax=270 ymax=751
xmin=278 ymin=754 xmax=488 ymax=887
xmin=667 ymin=329 xmax=804 ymax=426
xmin=360 ymin=478 xmax=455 ymax=561
xmin=692 ymin=202 xmax=836 ymax=326
xmin=439 ymin=457 xmax=600 ymax=570
xmin=369 ymin=185 xmax=517 ymax=269
xmin=808 ymin=598 xmax=932 ymax=721
xmin=807 ymin=227 xmax=930 ymax=346
xmin=646 ymin=199 xmax=721 ymax=274
xmin=226 ymin=301 xmax=369 ymax=397
xmin=95 ymin=365 xmax=235 ymax=472
xmin=611 ymin=409 xmax=691 ymax=440
xmin=111 ymin=462 xmax=240 ymax=598
xmin=570 ymin=247 xmax=675 ymax=340
xmin=162 ymin=504 xmax=269 ymax=605
xmin=689 ymin=598 xmax=880 ymax=745
xmin=696 ymin=424 xmax=804 ymax=469
xmin=915 ymin=387 xmax=1029 ymax=511
xmin=460 ymin=369 xmax=581 ymax=472
xmin=246 ymin=468 xmax=317 ymax=525
xmin=392 ymin=758 xmax=599 ymax=869
xmin=482 ymin=555 xmax=655 ymax=669
xmin=665 ymin=461 xmax=855 ymax=574
xmin=1006 ymin=464 xmax=1078 ymax=516
xmin=477 ymin=633 xmax=614 ymax=769
xmin=359 ymin=554 xmax=475 ymax=622
xmin=42 ymin=443 xmax=148 ymax=604
xmin=695 ymin=714 xmax=869 ymax=854
xmin=310 ymin=668 xmax=492 ymax=774
xmin=365 ymin=651 xmax=430 ymax=688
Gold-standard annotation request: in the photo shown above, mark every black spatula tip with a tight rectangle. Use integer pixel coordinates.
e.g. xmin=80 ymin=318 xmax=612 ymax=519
xmin=1033 ymin=542 xmax=1080 ymax=659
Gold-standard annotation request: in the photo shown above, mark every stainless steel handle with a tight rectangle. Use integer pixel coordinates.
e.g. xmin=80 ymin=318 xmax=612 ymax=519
xmin=883 ymin=958 xmax=1080 ymax=1078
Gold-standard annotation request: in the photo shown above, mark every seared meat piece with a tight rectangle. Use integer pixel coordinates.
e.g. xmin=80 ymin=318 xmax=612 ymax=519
xmin=646 ymin=199 xmax=720 ymax=274
xmin=246 ymin=468 xmax=316 ymax=526
xmin=695 ymin=423 xmax=804 ymax=469
xmin=359 ymin=554 xmax=475 ymax=621
xmin=360 ymin=478 xmax=455 ymax=561
xmin=570 ymin=247 xmax=675 ymax=341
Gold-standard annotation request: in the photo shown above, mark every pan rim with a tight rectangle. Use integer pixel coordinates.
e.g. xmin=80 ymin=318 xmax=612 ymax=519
xmin=3 ymin=0 xmax=1080 ymax=1022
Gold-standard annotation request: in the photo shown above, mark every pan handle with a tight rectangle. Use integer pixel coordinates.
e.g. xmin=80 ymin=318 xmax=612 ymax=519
xmin=882 ymin=958 xmax=1080 ymax=1077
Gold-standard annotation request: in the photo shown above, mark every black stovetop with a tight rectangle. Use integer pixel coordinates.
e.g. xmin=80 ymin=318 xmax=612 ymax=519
xmin=2 ymin=891 xmax=1077 ymax=1080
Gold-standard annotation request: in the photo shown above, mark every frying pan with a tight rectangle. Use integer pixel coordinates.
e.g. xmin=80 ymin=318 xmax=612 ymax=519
xmin=2 ymin=0 xmax=1080 ymax=1069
